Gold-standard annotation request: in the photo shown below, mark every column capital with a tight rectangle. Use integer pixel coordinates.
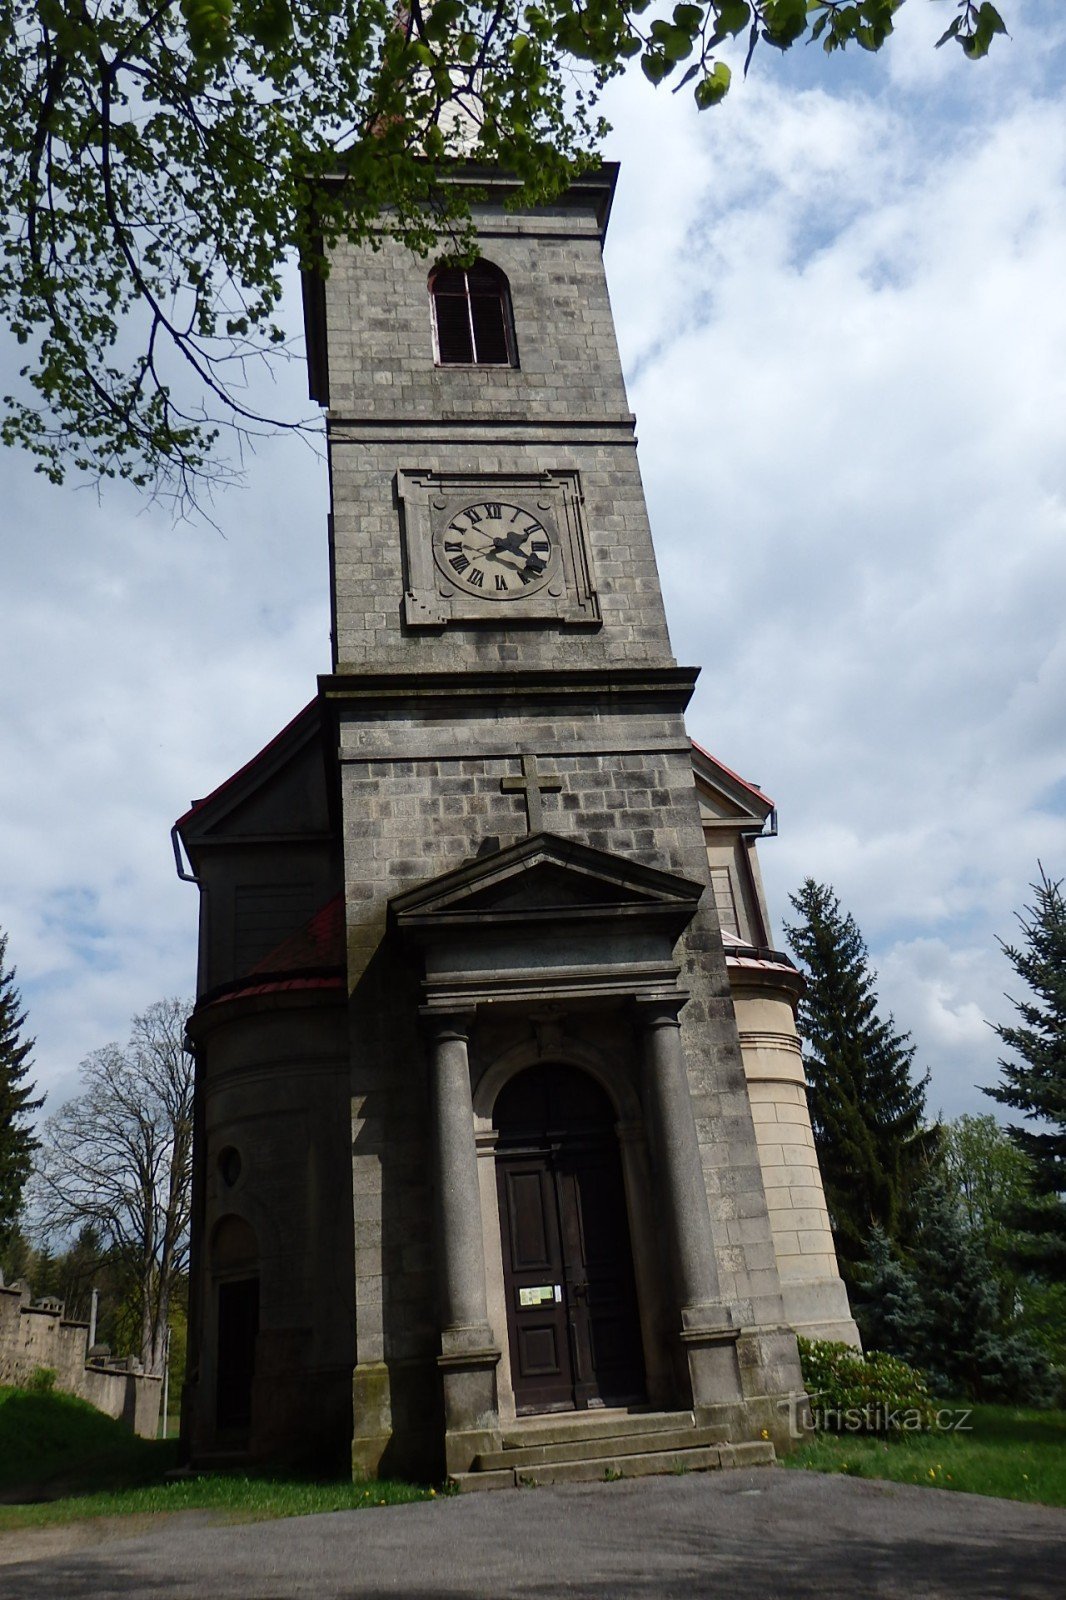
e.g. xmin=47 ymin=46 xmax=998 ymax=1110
xmin=422 ymin=1009 xmax=476 ymax=1044
xmin=634 ymin=994 xmax=687 ymax=1031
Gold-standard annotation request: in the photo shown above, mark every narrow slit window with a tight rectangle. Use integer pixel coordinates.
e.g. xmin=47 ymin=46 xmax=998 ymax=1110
xmin=710 ymin=866 xmax=740 ymax=938
xmin=430 ymin=260 xmax=516 ymax=367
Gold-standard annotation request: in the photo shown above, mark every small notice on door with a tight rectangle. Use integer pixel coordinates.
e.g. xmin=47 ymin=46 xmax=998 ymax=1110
xmin=518 ymin=1285 xmax=560 ymax=1307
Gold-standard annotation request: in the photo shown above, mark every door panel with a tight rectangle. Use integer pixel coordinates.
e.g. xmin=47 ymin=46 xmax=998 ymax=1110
xmin=498 ymin=1157 xmax=572 ymax=1412
xmin=559 ymin=1145 xmax=645 ymax=1407
xmin=495 ymin=1063 xmax=646 ymax=1416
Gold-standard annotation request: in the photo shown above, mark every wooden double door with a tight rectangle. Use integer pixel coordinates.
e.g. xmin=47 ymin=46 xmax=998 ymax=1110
xmin=495 ymin=1063 xmax=646 ymax=1415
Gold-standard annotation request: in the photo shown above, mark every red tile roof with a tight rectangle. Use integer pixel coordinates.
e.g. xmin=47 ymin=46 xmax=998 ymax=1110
xmin=689 ymin=738 xmax=774 ymax=811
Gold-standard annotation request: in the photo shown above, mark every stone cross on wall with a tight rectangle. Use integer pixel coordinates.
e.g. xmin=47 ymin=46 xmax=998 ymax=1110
xmin=501 ymin=754 xmax=562 ymax=834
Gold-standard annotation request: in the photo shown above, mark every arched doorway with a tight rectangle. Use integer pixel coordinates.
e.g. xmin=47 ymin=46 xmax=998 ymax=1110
xmin=494 ymin=1063 xmax=646 ymax=1414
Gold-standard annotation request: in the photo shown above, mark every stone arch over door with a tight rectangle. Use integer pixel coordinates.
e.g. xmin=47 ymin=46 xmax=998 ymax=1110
xmin=473 ymin=1038 xmax=672 ymax=1417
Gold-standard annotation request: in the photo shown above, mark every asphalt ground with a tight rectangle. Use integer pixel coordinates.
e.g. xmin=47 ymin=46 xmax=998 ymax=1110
xmin=0 ymin=1467 xmax=1063 ymax=1599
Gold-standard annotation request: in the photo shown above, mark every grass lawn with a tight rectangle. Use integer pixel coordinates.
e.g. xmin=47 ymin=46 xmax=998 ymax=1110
xmin=0 ymin=1385 xmax=434 ymax=1531
xmin=783 ymin=1403 xmax=1066 ymax=1508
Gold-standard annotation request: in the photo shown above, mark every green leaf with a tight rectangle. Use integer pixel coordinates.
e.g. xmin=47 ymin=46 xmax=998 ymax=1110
xmin=672 ymin=61 xmax=701 ymax=93
xmin=978 ymin=1 xmax=1008 ymax=36
xmin=663 ymin=27 xmax=695 ymax=62
xmin=714 ymin=0 xmax=751 ymax=37
xmin=761 ymin=0 xmax=809 ymax=50
xmin=694 ymin=59 xmax=731 ymax=108
xmin=641 ymin=50 xmax=671 ymax=85
xmin=248 ymin=0 xmax=292 ymax=51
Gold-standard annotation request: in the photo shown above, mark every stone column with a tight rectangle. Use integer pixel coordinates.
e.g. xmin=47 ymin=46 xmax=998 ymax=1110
xmin=427 ymin=1014 xmax=500 ymax=1475
xmin=636 ymin=999 xmax=745 ymax=1416
xmin=616 ymin=1120 xmax=673 ymax=1408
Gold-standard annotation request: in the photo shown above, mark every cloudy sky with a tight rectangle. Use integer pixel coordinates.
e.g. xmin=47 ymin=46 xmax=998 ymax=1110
xmin=1 ymin=1 xmax=1063 ymax=1123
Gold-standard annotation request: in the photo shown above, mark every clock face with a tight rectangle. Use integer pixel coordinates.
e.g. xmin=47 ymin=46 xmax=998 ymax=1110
xmin=432 ymin=499 xmax=558 ymax=600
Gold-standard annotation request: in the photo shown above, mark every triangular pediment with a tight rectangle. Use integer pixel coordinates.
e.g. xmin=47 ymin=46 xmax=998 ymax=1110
xmin=176 ymin=701 xmax=334 ymax=850
xmin=390 ymin=832 xmax=703 ymax=935
xmin=691 ymin=740 xmax=774 ymax=833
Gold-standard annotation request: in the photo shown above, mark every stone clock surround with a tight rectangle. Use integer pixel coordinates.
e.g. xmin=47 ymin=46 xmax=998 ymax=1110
xmin=396 ymin=468 xmax=600 ymax=628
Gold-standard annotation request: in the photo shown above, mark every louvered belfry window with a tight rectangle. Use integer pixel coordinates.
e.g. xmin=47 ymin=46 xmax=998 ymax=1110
xmin=430 ymin=260 xmax=516 ymax=366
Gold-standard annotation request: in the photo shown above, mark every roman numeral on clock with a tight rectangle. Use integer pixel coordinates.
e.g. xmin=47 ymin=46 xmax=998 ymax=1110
xmin=495 ymin=574 xmax=508 ymax=591
xmin=467 ymin=567 xmax=485 ymax=588
xmin=449 ymin=553 xmax=470 ymax=574
xmin=486 ymin=503 xmax=502 ymax=519
xmin=444 ymin=540 xmax=462 ymax=553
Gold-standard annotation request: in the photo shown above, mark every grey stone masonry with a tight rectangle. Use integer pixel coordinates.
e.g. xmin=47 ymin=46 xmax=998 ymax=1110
xmin=325 ymin=671 xmax=791 ymax=1339
xmin=318 ymin=167 xmax=676 ymax=672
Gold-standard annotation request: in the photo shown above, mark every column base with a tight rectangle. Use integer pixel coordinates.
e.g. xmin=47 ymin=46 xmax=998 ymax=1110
xmin=351 ymin=1361 xmax=393 ymax=1479
xmin=687 ymin=1324 xmax=812 ymax=1455
xmin=678 ymin=1301 xmax=744 ymax=1409
xmin=439 ymin=1327 xmax=501 ymax=1475
xmin=677 ymin=1309 xmax=811 ymax=1456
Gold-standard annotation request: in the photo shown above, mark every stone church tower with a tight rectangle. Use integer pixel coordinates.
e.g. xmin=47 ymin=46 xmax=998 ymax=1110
xmin=175 ymin=163 xmax=856 ymax=1485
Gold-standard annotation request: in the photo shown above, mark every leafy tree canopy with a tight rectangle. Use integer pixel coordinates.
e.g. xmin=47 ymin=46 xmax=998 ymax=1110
xmin=0 ymin=0 xmax=1010 ymax=506
xmin=31 ymin=998 xmax=194 ymax=1375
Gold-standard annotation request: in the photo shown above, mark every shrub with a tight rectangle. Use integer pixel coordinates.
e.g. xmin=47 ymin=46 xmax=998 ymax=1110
xmin=797 ymin=1337 xmax=936 ymax=1434
xmin=27 ymin=1367 xmax=57 ymax=1394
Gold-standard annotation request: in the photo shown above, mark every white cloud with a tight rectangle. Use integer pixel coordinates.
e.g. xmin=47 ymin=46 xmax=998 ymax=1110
xmin=0 ymin=298 xmax=329 ymax=1112
xmin=600 ymin=16 xmax=1066 ymax=1117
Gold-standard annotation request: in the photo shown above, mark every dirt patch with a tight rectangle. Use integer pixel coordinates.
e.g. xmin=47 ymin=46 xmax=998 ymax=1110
xmin=0 ymin=1509 xmax=223 ymax=1568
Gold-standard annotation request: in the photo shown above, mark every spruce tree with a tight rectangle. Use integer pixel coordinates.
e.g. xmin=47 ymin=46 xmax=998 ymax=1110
xmin=784 ymin=880 xmax=932 ymax=1283
xmin=854 ymin=1189 xmax=1053 ymax=1403
xmin=851 ymin=1224 xmax=929 ymax=1360
xmin=0 ymin=931 xmax=41 ymax=1253
xmin=905 ymin=1173 xmax=1053 ymax=1403
xmin=985 ymin=866 xmax=1066 ymax=1281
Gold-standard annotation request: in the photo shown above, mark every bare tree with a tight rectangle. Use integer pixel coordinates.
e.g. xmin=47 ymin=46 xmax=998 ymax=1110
xmin=32 ymin=999 xmax=193 ymax=1376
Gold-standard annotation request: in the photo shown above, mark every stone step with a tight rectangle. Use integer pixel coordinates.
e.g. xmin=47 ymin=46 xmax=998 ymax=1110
xmin=476 ymin=1423 xmax=729 ymax=1472
xmin=498 ymin=1409 xmax=695 ymax=1452
xmin=452 ymin=1439 xmax=776 ymax=1492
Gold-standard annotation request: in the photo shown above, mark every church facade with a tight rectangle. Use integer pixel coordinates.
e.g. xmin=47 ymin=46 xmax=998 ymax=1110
xmin=175 ymin=164 xmax=856 ymax=1484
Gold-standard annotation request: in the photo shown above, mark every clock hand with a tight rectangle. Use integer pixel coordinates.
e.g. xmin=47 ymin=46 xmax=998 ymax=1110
xmin=490 ymin=546 xmax=545 ymax=575
xmin=492 ymin=529 xmax=531 ymax=557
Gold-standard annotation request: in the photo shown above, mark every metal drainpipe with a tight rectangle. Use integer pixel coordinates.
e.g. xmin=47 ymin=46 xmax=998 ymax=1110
xmin=171 ymin=824 xmax=198 ymax=883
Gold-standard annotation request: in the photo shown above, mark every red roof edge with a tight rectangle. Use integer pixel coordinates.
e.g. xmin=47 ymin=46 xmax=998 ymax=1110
xmin=174 ymin=699 xmax=320 ymax=830
xmin=689 ymin=737 xmax=774 ymax=812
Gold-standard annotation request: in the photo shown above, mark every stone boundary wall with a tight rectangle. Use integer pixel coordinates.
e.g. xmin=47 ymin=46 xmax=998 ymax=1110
xmin=0 ymin=1281 xmax=162 ymax=1438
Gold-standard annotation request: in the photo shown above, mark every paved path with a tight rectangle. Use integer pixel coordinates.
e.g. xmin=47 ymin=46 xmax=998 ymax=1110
xmin=0 ymin=1468 xmax=1063 ymax=1599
